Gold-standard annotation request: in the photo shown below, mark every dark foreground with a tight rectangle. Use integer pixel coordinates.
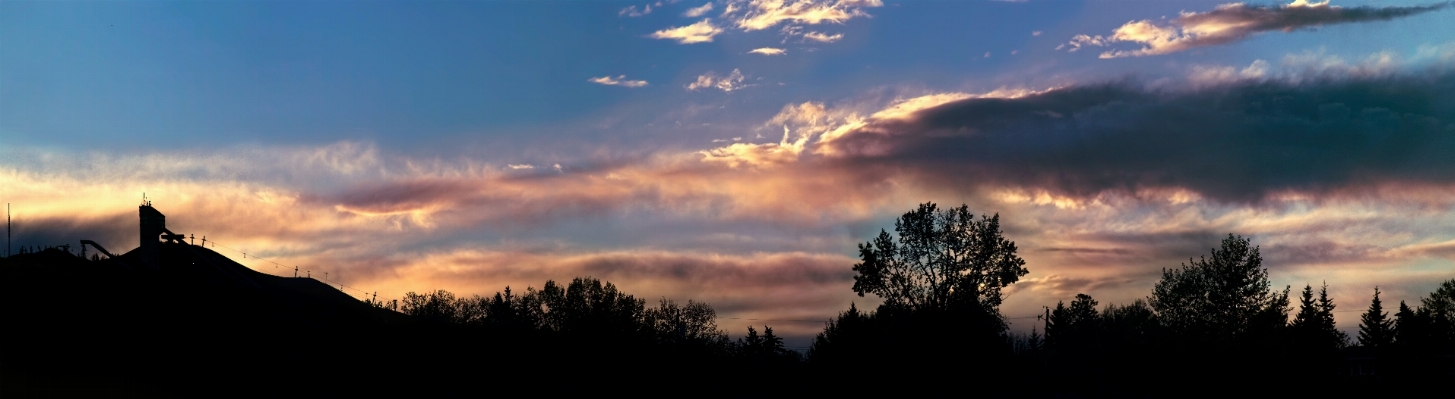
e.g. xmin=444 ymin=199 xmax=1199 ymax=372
xmin=1 ymin=244 xmax=1451 ymax=398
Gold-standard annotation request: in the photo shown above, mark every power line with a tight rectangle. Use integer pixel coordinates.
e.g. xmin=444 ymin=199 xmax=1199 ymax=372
xmin=719 ymin=317 xmax=829 ymax=323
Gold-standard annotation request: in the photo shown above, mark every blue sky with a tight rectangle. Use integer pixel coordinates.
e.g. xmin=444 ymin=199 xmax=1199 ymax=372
xmin=14 ymin=0 xmax=1444 ymax=153
xmin=4 ymin=0 xmax=1455 ymax=343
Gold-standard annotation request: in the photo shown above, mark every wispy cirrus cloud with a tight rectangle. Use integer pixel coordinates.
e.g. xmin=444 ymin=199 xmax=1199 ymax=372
xmin=1062 ymin=0 xmax=1449 ymax=58
xmin=724 ymin=0 xmax=883 ymax=31
xmin=620 ymin=4 xmax=653 ymax=17
xmin=647 ymin=0 xmax=878 ymax=46
xmin=749 ymin=47 xmax=787 ymax=55
xmin=684 ymin=2 xmax=714 ymax=17
xmin=686 ymin=69 xmax=752 ymax=92
xmin=622 ymin=0 xmax=682 ymax=17
xmin=802 ymin=31 xmax=843 ymax=43
xmin=588 ymin=75 xmax=650 ymax=87
xmin=649 ymin=18 xmax=725 ymax=44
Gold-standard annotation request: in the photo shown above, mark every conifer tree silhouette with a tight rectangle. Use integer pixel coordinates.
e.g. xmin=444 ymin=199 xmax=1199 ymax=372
xmin=1358 ymin=287 xmax=1394 ymax=348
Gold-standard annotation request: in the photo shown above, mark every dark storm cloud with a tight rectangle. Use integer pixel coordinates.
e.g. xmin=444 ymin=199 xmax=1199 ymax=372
xmin=1180 ymin=1 xmax=1449 ymax=33
xmin=823 ymin=72 xmax=1455 ymax=203
xmin=1067 ymin=1 xmax=1450 ymax=58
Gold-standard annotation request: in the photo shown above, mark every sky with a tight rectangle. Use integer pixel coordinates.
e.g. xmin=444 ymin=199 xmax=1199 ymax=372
xmin=3 ymin=0 xmax=1455 ymax=345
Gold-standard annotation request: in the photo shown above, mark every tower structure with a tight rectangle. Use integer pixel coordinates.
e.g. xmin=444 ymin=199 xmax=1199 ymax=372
xmin=139 ymin=197 xmax=165 ymax=270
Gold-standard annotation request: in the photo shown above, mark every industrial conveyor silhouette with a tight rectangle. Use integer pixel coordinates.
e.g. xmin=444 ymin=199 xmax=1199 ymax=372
xmin=61 ymin=198 xmax=396 ymax=322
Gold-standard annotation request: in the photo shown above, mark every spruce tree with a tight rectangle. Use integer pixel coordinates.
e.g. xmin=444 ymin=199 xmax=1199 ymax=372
xmin=1316 ymin=283 xmax=1348 ymax=348
xmin=1293 ymin=284 xmax=1319 ymax=328
xmin=1393 ymin=300 xmax=1421 ymax=347
xmin=1292 ymin=283 xmax=1346 ymax=349
xmin=1357 ymin=287 xmax=1393 ymax=348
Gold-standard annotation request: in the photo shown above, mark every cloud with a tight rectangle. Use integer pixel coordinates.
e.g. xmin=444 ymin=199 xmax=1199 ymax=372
xmin=1064 ymin=1 xmax=1449 ymax=58
xmin=9 ymin=51 xmax=1455 ymax=341
xmin=724 ymin=0 xmax=884 ymax=31
xmin=588 ymin=75 xmax=650 ymax=87
xmin=684 ymin=2 xmax=714 ymax=17
xmin=9 ymin=63 xmax=1455 ymax=340
xmin=749 ymin=47 xmax=788 ymax=55
xmin=806 ymin=71 xmax=1455 ymax=204
xmin=700 ymin=129 xmax=809 ymax=168
xmin=649 ymin=18 xmax=725 ymax=44
xmin=1032 ymin=30 xmax=1042 ymax=36
xmin=1188 ymin=59 xmax=1271 ymax=86
xmin=620 ymin=4 xmax=653 ymax=17
xmin=1058 ymin=34 xmax=1108 ymax=52
xmin=686 ymin=69 xmax=752 ymax=92
xmin=802 ymin=31 xmax=844 ymax=43
xmin=650 ymin=0 xmax=879 ymax=45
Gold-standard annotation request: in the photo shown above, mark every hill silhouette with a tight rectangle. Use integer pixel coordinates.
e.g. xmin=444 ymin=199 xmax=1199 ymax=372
xmin=0 ymin=242 xmax=417 ymax=396
xmin=0 ymin=243 xmax=753 ymax=397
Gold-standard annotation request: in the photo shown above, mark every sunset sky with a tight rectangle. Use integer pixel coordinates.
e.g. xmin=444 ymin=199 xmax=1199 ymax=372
xmin=4 ymin=0 xmax=1454 ymax=344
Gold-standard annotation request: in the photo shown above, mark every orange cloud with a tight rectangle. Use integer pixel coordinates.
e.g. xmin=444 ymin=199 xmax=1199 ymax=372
xmin=7 ymin=69 xmax=1455 ymax=340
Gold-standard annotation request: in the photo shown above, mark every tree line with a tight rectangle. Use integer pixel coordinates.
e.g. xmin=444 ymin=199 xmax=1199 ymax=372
xmin=373 ymin=202 xmax=1452 ymax=396
xmin=7 ymin=202 xmax=1448 ymax=396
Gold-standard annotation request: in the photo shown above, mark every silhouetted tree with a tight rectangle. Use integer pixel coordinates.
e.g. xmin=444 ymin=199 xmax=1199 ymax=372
xmin=851 ymin=202 xmax=1028 ymax=314
xmin=735 ymin=326 xmax=788 ymax=357
xmin=523 ymin=277 xmax=646 ymax=337
xmin=814 ymin=203 xmax=1036 ymax=395
xmin=730 ymin=325 xmax=801 ymax=391
xmin=1149 ymin=234 xmax=1290 ymax=343
xmin=1292 ymin=282 xmax=1347 ymax=350
xmin=401 ymin=290 xmax=465 ymax=325
xmin=1045 ymin=294 xmax=1099 ymax=352
xmin=1394 ymin=300 xmax=1426 ymax=346
xmin=806 ymin=303 xmax=870 ymax=364
xmin=1100 ymin=300 xmax=1158 ymax=344
xmin=1009 ymin=327 xmax=1043 ymax=355
xmin=1422 ymin=279 xmax=1455 ymax=343
xmin=1387 ymin=282 xmax=1455 ymax=381
xmin=644 ymin=298 xmax=727 ymax=345
xmin=1358 ymin=287 xmax=1394 ymax=348
xmin=1042 ymin=293 xmax=1105 ymax=393
xmin=1098 ymin=299 xmax=1160 ymax=362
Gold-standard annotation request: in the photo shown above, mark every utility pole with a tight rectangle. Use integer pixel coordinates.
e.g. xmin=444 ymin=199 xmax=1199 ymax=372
xmin=6 ymin=203 xmax=10 ymax=258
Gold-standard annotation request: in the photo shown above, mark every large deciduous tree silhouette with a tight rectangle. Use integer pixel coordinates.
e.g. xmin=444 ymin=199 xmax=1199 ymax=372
xmin=1149 ymin=234 xmax=1290 ymax=342
xmin=811 ymin=202 xmax=1030 ymax=396
xmin=644 ymin=298 xmax=726 ymax=345
xmin=851 ymin=202 xmax=1028 ymax=314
